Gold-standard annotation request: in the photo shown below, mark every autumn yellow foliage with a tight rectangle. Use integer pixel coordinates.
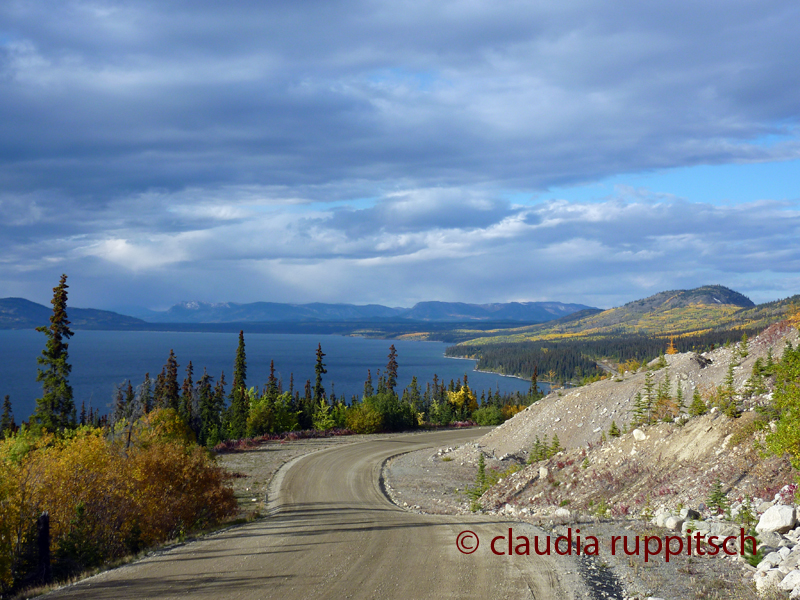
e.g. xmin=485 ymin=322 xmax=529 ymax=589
xmin=0 ymin=409 xmax=236 ymax=591
xmin=446 ymin=386 xmax=478 ymax=412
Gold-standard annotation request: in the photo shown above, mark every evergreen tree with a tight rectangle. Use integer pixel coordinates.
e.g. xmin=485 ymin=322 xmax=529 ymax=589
xmin=676 ymin=383 xmax=685 ymax=413
xmin=314 ymin=343 xmax=327 ymax=403
xmin=689 ymin=387 xmax=707 ymax=417
xmin=385 ymin=345 xmax=398 ymax=393
xmin=608 ymin=421 xmax=621 ymax=437
xmin=79 ymin=401 xmax=86 ymax=426
xmin=153 ymin=369 xmax=166 ymax=409
xmin=406 ymin=376 xmax=421 ymax=409
xmin=33 ymin=274 xmax=76 ymax=432
xmin=139 ymin=373 xmax=153 ymax=414
xmin=529 ymin=366 xmax=540 ymax=401
xmin=266 ymin=360 xmax=279 ymax=398
xmin=550 ymin=434 xmax=562 ymax=455
xmin=228 ymin=331 xmax=248 ymax=439
xmin=739 ymin=333 xmax=749 ymax=359
xmin=160 ymin=350 xmax=180 ymax=411
xmin=364 ymin=369 xmax=374 ymax=398
xmin=180 ymin=361 xmax=194 ymax=422
xmin=196 ymin=368 xmax=215 ymax=446
xmin=1 ymin=395 xmax=16 ymax=438
xmin=209 ymin=371 xmax=227 ymax=444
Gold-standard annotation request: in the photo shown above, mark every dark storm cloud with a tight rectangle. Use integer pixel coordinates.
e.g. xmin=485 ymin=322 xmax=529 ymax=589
xmin=1 ymin=0 xmax=800 ymax=307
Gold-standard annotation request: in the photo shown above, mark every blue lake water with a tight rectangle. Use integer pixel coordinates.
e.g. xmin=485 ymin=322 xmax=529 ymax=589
xmin=0 ymin=330 xmax=539 ymax=422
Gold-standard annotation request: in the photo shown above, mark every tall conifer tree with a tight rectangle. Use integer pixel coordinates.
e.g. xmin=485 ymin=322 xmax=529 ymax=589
xmin=385 ymin=345 xmax=398 ymax=393
xmin=228 ymin=331 xmax=248 ymax=439
xmin=313 ymin=343 xmax=327 ymax=404
xmin=1 ymin=395 xmax=16 ymax=438
xmin=34 ymin=274 xmax=76 ymax=432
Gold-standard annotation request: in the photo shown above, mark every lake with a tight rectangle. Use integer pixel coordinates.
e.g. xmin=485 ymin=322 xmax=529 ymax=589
xmin=0 ymin=330 xmax=540 ymax=422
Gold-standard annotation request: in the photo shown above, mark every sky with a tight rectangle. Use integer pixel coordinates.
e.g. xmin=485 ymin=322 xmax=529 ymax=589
xmin=1 ymin=0 xmax=799 ymax=312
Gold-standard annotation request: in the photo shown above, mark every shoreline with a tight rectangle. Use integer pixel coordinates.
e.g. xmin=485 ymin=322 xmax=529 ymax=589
xmin=443 ymin=354 xmax=556 ymax=388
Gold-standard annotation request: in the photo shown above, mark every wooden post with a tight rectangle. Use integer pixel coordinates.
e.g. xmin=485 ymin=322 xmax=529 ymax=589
xmin=37 ymin=511 xmax=51 ymax=584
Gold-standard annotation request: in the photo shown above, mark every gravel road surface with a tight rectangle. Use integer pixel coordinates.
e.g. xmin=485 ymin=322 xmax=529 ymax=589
xmin=44 ymin=429 xmax=584 ymax=600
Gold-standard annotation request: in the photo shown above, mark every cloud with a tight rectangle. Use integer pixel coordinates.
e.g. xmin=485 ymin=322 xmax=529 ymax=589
xmin=1 ymin=1 xmax=800 ymax=308
xmin=2 ymin=182 xmax=798 ymax=309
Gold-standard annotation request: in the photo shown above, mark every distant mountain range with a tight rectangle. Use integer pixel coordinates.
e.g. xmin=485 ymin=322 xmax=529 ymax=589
xmin=125 ymin=299 xmax=595 ymax=324
xmin=0 ymin=298 xmax=148 ymax=330
xmin=0 ymin=297 xmax=593 ymax=329
xmin=448 ymin=284 xmax=787 ymax=345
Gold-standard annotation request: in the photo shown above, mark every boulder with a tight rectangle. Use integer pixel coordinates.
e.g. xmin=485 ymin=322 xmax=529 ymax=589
xmin=759 ymin=531 xmax=786 ymax=549
xmin=632 ymin=429 xmax=646 ymax=442
xmin=665 ymin=516 xmax=684 ymax=531
xmin=758 ymin=552 xmax=783 ymax=570
xmin=780 ymin=570 xmax=800 ymax=591
xmin=554 ymin=507 xmax=571 ymax=519
xmin=539 ymin=466 xmax=549 ymax=479
xmin=758 ymin=501 xmax=775 ymax=513
xmin=757 ymin=505 xmax=797 ymax=534
xmin=655 ymin=507 xmax=671 ymax=527
xmin=755 ymin=569 xmax=784 ymax=594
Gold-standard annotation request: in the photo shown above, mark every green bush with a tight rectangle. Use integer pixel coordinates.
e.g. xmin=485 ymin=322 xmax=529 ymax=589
xmin=472 ymin=405 xmax=504 ymax=426
xmin=345 ymin=403 xmax=383 ymax=434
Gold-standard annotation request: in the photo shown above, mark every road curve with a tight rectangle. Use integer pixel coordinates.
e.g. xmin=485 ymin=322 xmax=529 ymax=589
xmin=46 ymin=429 xmax=581 ymax=600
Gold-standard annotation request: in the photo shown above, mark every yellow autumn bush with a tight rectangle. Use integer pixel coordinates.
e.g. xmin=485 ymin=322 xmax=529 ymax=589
xmin=0 ymin=409 xmax=236 ymax=592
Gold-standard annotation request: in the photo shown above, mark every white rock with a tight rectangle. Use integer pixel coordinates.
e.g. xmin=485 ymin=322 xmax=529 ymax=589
xmin=665 ymin=516 xmax=684 ymax=531
xmin=554 ymin=507 xmax=571 ymax=518
xmin=759 ymin=552 xmax=783 ymax=570
xmin=655 ymin=508 xmax=671 ymax=527
xmin=632 ymin=429 xmax=646 ymax=441
xmin=757 ymin=505 xmax=797 ymax=534
xmin=539 ymin=466 xmax=549 ymax=479
xmin=755 ymin=569 xmax=784 ymax=593
xmin=780 ymin=570 xmax=800 ymax=591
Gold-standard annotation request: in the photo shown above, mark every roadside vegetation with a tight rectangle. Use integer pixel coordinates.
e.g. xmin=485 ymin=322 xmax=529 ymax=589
xmin=0 ymin=275 xmax=545 ymax=596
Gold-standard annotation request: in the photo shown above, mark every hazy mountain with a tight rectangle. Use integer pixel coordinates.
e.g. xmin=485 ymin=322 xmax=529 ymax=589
xmin=136 ymin=299 xmax=594 ymax=323
xmin=400 ymin=301 xmax=594 ymax=322
xmin=0 ymin=298 xmax=147 ymax=330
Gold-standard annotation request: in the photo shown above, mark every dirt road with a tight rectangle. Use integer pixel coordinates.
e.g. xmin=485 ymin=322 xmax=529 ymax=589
xmin=46 ymin=429 xmax=582 ymax=600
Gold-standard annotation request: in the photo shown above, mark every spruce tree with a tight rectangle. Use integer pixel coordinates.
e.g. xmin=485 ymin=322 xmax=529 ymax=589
xmin=180 ymin=361 xmax=194 ymax=422
xmin=550 ymin=434 xmax=562 ymax=455
xmin=689 ymin=387 xmax=707 ymax=417
xmin=364 ymin=369 xmax=374 ymax=398
xmin=313 ymin=343 xmax=327 ymax=403
xmin=165 ymin=350 xmax=180 ymax=411
xmin=385 ymin=345 xmax=398 ymax=393
xmin=228 ymin=331 xmax=248 ymax=439
xmin=608 ymin=421 xmax=621 ymax=437
xmin=266 ymin=360 xmax=279 ymax=399
xmin=139 ymin=373 xmax=153 ymax=414
xmin=1 ymin=395 xmax=16 ymax=438
xmin=406 ymin=376 xmax=421 ymax=409
xmin=197 ymin=368 xmax=215 ymax=446
xmin=33 ymin=274 xmax=76 ymax=432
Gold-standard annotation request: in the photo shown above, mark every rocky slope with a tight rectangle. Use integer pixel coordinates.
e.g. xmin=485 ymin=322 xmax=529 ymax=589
xmin=386 ymin=320 xmax=800 ymax=598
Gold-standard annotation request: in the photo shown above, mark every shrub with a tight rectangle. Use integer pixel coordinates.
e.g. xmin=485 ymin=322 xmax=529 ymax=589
xmin=345 ymin=403 xmax=383 ymax=434
xmin=0 ymin=411 xmax=236 ymax=592
xmin=472 ymin=405 xmax=504 ymax=426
